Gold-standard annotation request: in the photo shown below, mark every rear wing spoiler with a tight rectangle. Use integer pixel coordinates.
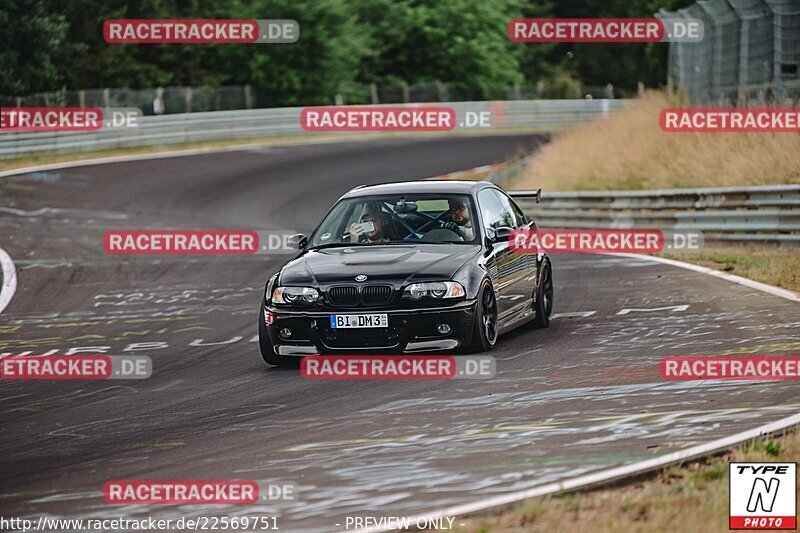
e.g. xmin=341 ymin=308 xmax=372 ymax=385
xmin=508 ymin=188 xmax=541 ymax=203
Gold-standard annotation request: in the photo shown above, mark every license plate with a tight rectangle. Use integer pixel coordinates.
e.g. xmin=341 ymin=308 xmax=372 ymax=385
xmin=330 ymin=313 xmax=388 ymax=329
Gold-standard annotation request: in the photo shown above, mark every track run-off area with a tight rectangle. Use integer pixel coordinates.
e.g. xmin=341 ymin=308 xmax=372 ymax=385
xmin=1 ymin=135 xmax=799 ymax=531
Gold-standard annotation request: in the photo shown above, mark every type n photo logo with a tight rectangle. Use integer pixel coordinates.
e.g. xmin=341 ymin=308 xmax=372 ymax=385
xmin=730 ymin=462 xmax=797 ymax=530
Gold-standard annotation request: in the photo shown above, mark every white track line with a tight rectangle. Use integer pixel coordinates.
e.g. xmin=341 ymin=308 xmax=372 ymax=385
xmin=358 ymin=412 xmax=800 ymax=533
xmin=0 ymin=247 xmax=17 ymax=314
xmin=354 ymin=252 xmax=800 ymax=533
xmin=622 ymin=253 xmax=800 ymax=303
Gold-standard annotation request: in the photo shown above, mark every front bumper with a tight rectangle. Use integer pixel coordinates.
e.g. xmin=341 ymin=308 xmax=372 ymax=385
xmin=263 ymin=300 xmax=476 ymax=355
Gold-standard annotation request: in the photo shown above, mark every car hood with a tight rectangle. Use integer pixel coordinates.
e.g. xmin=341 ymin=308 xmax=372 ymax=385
xmin=279 ymin=244 xmax=480 ymax=286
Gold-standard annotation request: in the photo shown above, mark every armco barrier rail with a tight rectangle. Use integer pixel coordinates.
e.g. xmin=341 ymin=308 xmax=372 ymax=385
xmin=509 ymin=184 xmax=800 ymax=246
xmin=0 ymin=99 xmax=624 ymax=159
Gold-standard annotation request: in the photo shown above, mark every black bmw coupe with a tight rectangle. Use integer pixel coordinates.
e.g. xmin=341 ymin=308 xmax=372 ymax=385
xmin=259 ymin=180 xmax=553 ymax=366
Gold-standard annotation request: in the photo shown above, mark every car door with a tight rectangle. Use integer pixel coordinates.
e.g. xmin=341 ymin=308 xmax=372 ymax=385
xmin=477 ymin=188 xmax=529 ymax=321
xmin=494 ymin=189 xmax=537 ymax=312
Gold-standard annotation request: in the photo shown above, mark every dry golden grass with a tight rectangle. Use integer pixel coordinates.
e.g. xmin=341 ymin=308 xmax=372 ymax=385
xmin=457 ymin=430 xmax=799 ymax=533
xmin=512 ymin=92 xmax=800 ymax=191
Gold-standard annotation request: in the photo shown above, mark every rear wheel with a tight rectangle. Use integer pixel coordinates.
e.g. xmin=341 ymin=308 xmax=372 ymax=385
xmin=467 ymin=281 xmax=498 ymax=353
xmin=531 ymin=259 xmax=553 ymax=328
xmin=258 ymin=305 xmax=300 ymax=367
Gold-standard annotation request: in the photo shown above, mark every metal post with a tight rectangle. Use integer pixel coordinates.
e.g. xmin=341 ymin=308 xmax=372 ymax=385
xmin=738 ymin=21 xmax=749 ymax=105
xmin=512 ymin=83 xmax=521 ymax=100
xmin=770 ymin=3 xmax=783 ymax=105
xmin=436 ymin=81 xmax=447 ymax=102
xmin=244 ymin=84 xmax=253 ymax=109
xmin=154 ymin=87 xmax=164 ymax=114
xmin=370 ymin=83 xmax=379 ymax=105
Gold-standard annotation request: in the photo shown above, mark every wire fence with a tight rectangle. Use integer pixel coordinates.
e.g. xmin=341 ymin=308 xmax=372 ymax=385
xmin=660 ymin=0 xmax=800 ymax=106
xmin=0 ymin=81 xmax=626 ymax=116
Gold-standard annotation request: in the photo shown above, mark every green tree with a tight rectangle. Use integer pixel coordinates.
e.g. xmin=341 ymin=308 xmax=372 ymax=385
xmin=220 ymin=0 xmax=369 ymax=106
xmin=2 ymin=0 xmax=696 ymax=102
xmin=0 ymin=0 xmax=73 ymax=95
xmin=543 ymin=0 xmax=696 ymax=93
xmin=350 ymin=0 xmax=532 ymax=100
xmin=50 ymin=0 xmax=244 ymax=89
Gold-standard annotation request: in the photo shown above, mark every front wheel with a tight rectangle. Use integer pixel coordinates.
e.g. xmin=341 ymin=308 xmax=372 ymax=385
xmin=466 ymin=281 xmax=498 ymax=353
xmin=531 ymin=259 xmax=553 ymax=328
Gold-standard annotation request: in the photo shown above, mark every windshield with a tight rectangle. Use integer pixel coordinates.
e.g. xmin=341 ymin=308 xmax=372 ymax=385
xmin=309 ymin=193 xmax=479 ymax=248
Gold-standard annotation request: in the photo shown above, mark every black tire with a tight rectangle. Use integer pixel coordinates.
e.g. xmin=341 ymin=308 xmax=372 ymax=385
xmin=466 ymin=281 xmax=498 ymax=353
xmin=531 ymin=259 xmax=553 ymax=328
xmin=258 ymin=304 xmax=300 ymax=367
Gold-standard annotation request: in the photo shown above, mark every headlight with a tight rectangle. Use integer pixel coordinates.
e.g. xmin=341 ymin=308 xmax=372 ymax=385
xmin=403 ymin=281 xmax=465 ymax=300
xmin=272 ymin=286 xmax=321 ymax=305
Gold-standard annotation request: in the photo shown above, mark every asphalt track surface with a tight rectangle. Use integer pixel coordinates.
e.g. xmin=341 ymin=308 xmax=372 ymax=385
xmin=1 ymin=135 xmax=800 ymax=532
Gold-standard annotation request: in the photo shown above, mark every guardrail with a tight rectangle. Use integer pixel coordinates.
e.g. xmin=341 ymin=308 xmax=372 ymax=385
xmin=509 ymin=184 xmax=800 ymax=247
xmin=0 ymin=99 xmax=625 ymax=159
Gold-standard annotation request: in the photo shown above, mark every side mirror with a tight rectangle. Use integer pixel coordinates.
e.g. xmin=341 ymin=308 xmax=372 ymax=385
xmin=491 ymin=226 xmax=514 ymax=244
xmin=287 ymin=233 xmax=308 ymax=250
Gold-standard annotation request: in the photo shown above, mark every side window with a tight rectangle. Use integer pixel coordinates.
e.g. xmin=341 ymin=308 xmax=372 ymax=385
xmin=477 ymin=189 xmax=506 ymax=237
xmin=505 ymin=194 xmax=528 ymax=227
xmin=491 ymin=190 xmax=524 ymax=228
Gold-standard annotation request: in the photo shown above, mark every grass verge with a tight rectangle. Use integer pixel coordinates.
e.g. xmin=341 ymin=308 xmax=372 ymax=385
xmin=662 ymin=246 xmax=800 ymax=293
xmin=457 ymin=429 xmax=799 ymax=532
xmin=511 ymin=91 xmax=800 ymax=191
